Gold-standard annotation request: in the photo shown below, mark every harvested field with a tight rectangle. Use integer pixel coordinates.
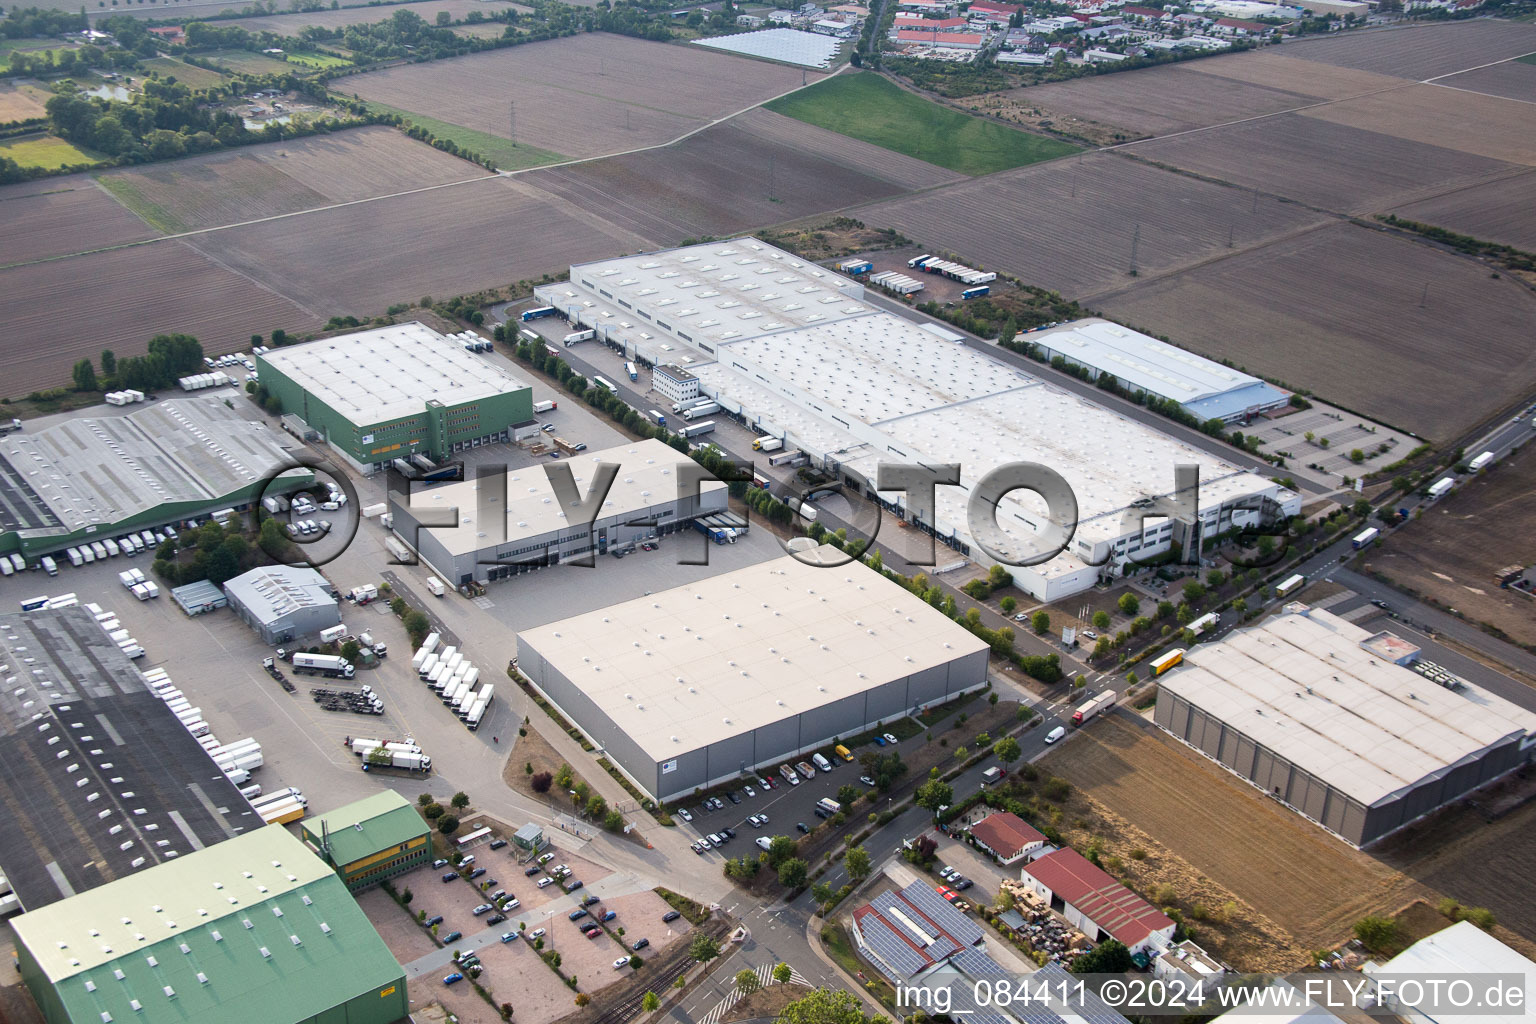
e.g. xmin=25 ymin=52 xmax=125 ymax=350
xmin=520 ymin=116 xmax=943 ymax=244
xmin=1127 ymin=112 xmax=1520 ymax=215
xmin=856 ymin=152 xmax=1327 ymax=299
xmin=1178 ymin=49 xmax=1406 ymax=100
xmin=0 ymin=240 xmax=320 ymax=396
xmin=137 ymin=56 xmax=228 ymax=90
xmin=1095 ymin=222 xmax=1536 ymax=440
xmin=988 ymin=63 xmax=1318 ymax=140
xmin=96 ymin=127 xmax=487 ymax=233
xmin=1391 ymin=169 xmax=1536 ymax=252
xmin=0 ymin=80 xmax=50 ymax=122
xmin=183 ymin=174 xmax=647 ymax=316
xmin=1433 ymin=57 xmax=1536 ymax=103
xmin=1044 ymin=714 xmax=1536 ymax=956
xmin=1370 ymin=445 xmax=1536 ymax=648
xmin=201 ymin=48 xmax=294 ymax=76
xmin=1301 ymin=83 xmax=1536 ymax=166
xmin=0 ymin=175 xmax=159 ymax=264
xmin=732 ymin=108 xmax=965 ymax=191
xmin=1277 ymin=20 xmax=1536 ymax=81
xmin=346 ymin=33 xmax=822 ymax=161
xmin=221 ymin=0 xmax=525 ymax=33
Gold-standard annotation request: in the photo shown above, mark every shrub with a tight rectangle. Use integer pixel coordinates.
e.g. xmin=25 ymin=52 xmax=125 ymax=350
xmin=1464 ymin=906 xmax=1496 ymax=930
xmin=1353 ymin=915 xmax=1398 ymax=952
xmin=531 ymin=772 xmax=553 ymax=793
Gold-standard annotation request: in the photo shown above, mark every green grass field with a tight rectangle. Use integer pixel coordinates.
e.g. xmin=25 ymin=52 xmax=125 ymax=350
xmin=765 ymin=71 xmax=1078 ymax=176
xmin=202 ymin=48 xmax=296 ymax=75
xmin=285 ymin=50 xmax=353 ymax=69
xmin=359 ymin=100 xmax=565 ymax=171
xmin=0 ymin=135 xmax=101 ymax=169
xmin=0 ymin=39 xmax=75 ymax=71
xmin=138 ymin=57 xmax=229 ymax=90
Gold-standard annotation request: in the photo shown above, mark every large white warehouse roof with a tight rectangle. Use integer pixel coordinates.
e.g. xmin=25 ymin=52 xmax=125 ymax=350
xmin=1161 ymin=606 xmax=1536 ymax=808
xmin=400 ymin=438 xmax=723 ymax=556
xmin=517 ymin=547 xmax=989 ymax=760
xmin=257 ymin=322 xmax=527 ymax=425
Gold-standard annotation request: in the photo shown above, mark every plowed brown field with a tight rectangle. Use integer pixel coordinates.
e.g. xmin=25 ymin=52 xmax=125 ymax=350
xmin=0 ymin=175 xmax=159 ymax=264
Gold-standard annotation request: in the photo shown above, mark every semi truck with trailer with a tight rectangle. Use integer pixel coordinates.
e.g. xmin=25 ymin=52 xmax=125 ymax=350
xmin=1187 ymin=612 xmax=1220 ymax=636
xmin=1427 ymin=477 xmax=1455 ymax=500
xmin=256 ymin=797 xmax=306 ymax=825
xmin=291 ymin=653 xmax=355 ymax=679
xmin=1275 ymin=574 xmax=1306 ymax=598
xmin=625 ymin=361 xmax=638 ymax=381
xmin=1150 ymin=649 xmax=1185 ymax=676
xmin=682 ymin=402 xmax=719 ymax=420
xmin=1071 ymin=691 xmax=1116 ymax=725
xmin=752 ymin=436 xmax=784 ymax=452
xmin=681 ymin=420 xmax=716 ymax=438
xmin=533 ymin=400 xmax=558 ymax=414
xmin=361 ymin=749 xmax=432 ymax=774
xmin=1468 ymin=451 xmax=1494 ymax=472
xmin=671 ymin=398 xmax=711 ymax=415
xmin=1351 ymin=527 xmax=1380 ymax=550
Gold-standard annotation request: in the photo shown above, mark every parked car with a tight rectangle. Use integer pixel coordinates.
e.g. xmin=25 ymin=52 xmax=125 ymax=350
xmin=568 ymin=909 xmax=589 ymax=921
xmin=490 ymin=890 xmax=508 ymax=903
xmin=527 ymin=928 xmax=546 ymax=941
xmin=424 ymin=915 xmax=444 ymax=927
xmin=720 ymin=827 xmax=736 ymax=840
xmin=525 ymin=865 xmax=542 ymax=876
xmin=691 ymin=841 xmax=708 ymax=855
xmin=469 ymin=867 xmax=487 ymax=880
xmin=1081 ymin=630 xmax=1097 ymax=640
xmin=537 ymin=876 xmax=554 ymax=888
xmin=443 ymin=973 xmax=465 ymax=986
xmin=859 ymin=775 xmax=875 ymax=786
xmin=442 ymin=931 xmax=463 ymax=944
xmin=755 ymin=836 xmax=773 ymax=851
xmin=710 ymin=796 xmax=725 ymax=810
xmin=599 ymin=910 xmax=616 ymax=922
xmin=501 ymin=898 xmax=520 ymax=910
xmin=759 ymin=776 xmax=776 ymax=790
xmin=488 ymin=913 xmax=508 ymax=925
xmin=542 ymin=423 xmax=557 ymax=432
xmin=441 ymin=872 xmax=458 ymax=883
xmin=432 ymin=858 xmax=450 ymax=868
xmin=663 ymin=911 xmax=682 ymax=923
xmin=882 ymin=733 xmax=898 ymax=745
xmin=796 ymin=821 xmax=810 ymax=834
xmin=955 ymin=879 xmax=974 ymax=891
xmin=537 ymin=852 xmax=555 ymax=864
xmin=472 ymin=903 xmax=495 ymax=916
xmin=726 ymin=791 xmax=742 ymax=805
xmin=747 ymin=814 xmax=764 ymax=828
xmin=583 ymin=894 xmax=601 ymax=906
xmin=613 ymin=957 xmax=631 ymax=970
xmin=631 ymin=938 xmax=650 ymax=950
xmin=564 ymin=880 xmax=584 ymax=893
xmin=501 ymin=932 xmax=518 ymax=943
xmin=677 ymin=807 xmax=693 ymax=822
xmin=489 ymin=838 xmax=508 ymax=850
xmin=584 ymin=925 xmax=602 ymax=938
xmin=743 ymin=785 xmax=756 ymax=798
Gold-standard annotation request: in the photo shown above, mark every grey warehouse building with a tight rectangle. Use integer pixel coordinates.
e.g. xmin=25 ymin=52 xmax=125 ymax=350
xmin=389 ymin=438 xmax=727 ymax=587
xmin=1154 ymin=605 xmax=1536 ymax=847
xmin=516 ymin=547 xmax=990 ymax=802
xmin=223 ymin=565 xmax=341 ymax=644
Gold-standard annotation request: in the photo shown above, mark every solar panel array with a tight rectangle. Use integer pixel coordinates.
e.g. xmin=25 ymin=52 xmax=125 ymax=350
xmin=900 ymin=881 xmax=984 ymax=945
xmin=1036 ymin=963 xmax=1133 ymax=1024
xmin=858 ymin=913 xmax=930 ymax=979
xmin=951 ymin=947 xmax=1007 ymax=977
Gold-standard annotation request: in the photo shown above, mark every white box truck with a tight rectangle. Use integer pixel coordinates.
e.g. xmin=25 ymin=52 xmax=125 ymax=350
xmin=425 ymin=576 xmax=446 ymax=597
xmin=292 ymin=653 xmax=355 ymax=679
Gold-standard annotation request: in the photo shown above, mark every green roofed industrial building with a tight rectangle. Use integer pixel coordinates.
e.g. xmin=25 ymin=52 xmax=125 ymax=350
xmin=12 ymin=825 xmax=407 ymax=1024
xmin=300 ymin=791 xmax=432 ymax=893
xmin=255 ymin=323 xmax=534 ymax=475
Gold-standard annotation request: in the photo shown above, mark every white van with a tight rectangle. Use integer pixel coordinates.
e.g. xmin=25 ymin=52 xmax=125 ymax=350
xmin=1044 ymin=726 xmax=1066 ymax=745
xmin=811 ymin=752 xmax=833 ymax=773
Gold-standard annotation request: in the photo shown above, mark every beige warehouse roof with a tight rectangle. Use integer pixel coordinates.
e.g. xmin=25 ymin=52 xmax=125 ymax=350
xmin=257 ymin=322 xmax=527 ymax=425
xmin=1161 ymin=607 xmax=1536 ymax=806
xmin=403 ymin=438 xmax=725 ymax=556
xmin=518 ymin=547 xmax=989 ymax=759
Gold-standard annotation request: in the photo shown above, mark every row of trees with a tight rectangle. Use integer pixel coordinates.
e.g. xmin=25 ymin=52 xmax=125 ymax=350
xmin=67 ymin=334 xmax=203 ymax=393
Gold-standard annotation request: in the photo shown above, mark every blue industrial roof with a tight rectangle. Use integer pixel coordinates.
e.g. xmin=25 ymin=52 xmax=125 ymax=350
xmin=1181 ymin=380 xmax=1290 ymax=423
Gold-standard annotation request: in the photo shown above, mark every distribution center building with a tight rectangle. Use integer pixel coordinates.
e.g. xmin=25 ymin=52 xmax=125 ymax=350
xmin=12 ymin=826 xmax=409 ymax=1024
xmin=223 ymin=565 xmax=341 ymax=645
xmin=301 ymin=791 xmax=431 ymax=893
xmin=1154 ymin=605 xmax=1536 ymax=847
xmin=255 ymin=323 xmax=534 ymax=474
xmin=0 ymin=398 xmax=309 ymax=562
xmin=1025 ymin=319 xmax=1291 ymax=424
xmin=536 ymin=238 xmax=1299 ymax=601
xmin=388 ymin=438 xmax=727 ymax=587
xmin=515 ymin=546 xmax=990 ymax=802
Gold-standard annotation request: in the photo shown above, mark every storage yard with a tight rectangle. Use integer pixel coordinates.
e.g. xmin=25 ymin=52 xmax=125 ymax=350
xmin=345 ymin=33 xmax=824 ymax=162
xmin=1044 ymin=714 xmax=1536 ymax=959
xmin=1371 ymin=446 xmax=1536 ymax=648
xmin=1095 ymin=223 xmax=1536 ymax=440
xmin=95 ymin=127 xmax=489 ymax=234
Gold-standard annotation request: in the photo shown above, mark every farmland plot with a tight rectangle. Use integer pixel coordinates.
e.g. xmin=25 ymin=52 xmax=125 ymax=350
xmin=0 ymin=80 xmax=50 ymax=122
xmin=97 ymin=127 xmax=488 ymax=233
xmin=1301 ymin=83 xmax=1536 ymax=166
xmin=1391 ymin=170 xmax=1536 ymax=251
xmin=1371 ymin=446 xmax=1536 ymax=648
xmin=731 ymin=108 xmax=965 ymax=191
xmin=1277 ymin=19 xmax=1536 ymax=81
xmin=521 ymin=117 xmax=946 ymax=244
xmin=1126 ymin=112 xmax=1520 ymax=215
xmin=856 ymin=153 xmax=1327 ymax=299
xmin=183 ymin=174 xmax=649 ymax=316
xmin=1178 ymin=49 xmax=1406 ymax=101
xmin=1432 ymin=58 xmax=1536 ymax=103
xmin=345 ymin=33 xmax=821 ymax=160
xmin=0 ymin=175 xmax=159 ymax=264
xmin=221 ymin=0 xmax=525 ymax=33
xmin=0 ymin=241 xmax=320 ymax=396
xmin=1097 ymin=222 xmax=1536 ymax=441
xmin=991 ymin=62 xmax=1319 ymax=139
